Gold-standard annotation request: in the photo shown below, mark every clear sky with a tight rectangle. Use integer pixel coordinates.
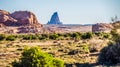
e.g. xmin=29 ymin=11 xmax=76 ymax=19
xmin=0 ymin=0 xmax=120 ymax=24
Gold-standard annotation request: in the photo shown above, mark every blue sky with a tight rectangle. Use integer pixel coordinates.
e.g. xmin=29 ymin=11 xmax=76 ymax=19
xmin=0 ymin=0 xmax=120 ymax=24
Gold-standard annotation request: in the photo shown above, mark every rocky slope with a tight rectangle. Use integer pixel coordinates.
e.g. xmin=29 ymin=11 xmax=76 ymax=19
xmin=47 ymin=12 xmax=62 ymax=25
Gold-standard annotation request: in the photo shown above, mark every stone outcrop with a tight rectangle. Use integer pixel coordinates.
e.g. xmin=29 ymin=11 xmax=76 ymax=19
xmin=10 ymin=11 xmax=40 ymax=26
xmin=47 ymin=12 xmax=62 ymax=25
xmin=0 ymin=10 xmax=9 ymax=15
xmin=0 ymin=10 xmax=42 ymax=27
xmin=92 ymin=23 xmax=113 ymax=33
xmin=0 ymin=10 xmax=17 ymax=26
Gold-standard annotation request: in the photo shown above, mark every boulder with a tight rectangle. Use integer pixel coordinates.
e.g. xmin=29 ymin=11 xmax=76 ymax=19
xmin=47 ymin=12 xmax=62 ymax=25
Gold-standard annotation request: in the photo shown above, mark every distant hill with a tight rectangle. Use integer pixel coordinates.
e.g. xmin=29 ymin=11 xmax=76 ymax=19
xmin=47 ymin=12 xmax=63 ymax=25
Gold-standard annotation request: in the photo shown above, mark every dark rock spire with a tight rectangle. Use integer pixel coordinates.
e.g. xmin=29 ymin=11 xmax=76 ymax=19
xmin=47 ymin=12 xmax=62 ymax=24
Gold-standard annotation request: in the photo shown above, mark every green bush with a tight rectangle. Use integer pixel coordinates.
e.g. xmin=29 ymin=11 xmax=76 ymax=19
xmin=81 ymin=32 xmax=93 ymax=39
xmin=57 ymin=33 xmax=63 ymax=36
xmin=12 ymin=46 xmax=64 ymax=67
xmin=68 ymin=44 xmax=89 ymax=55
xmin=0 ymin=34 xmax=6 ymax=41
xmin=111 ymin=29 xmax=117 ymax=36
xmin=111 ymin=29 xmax=120 ymax=41
xmin=94 ymin=32 xmax=111 ymax=39
xmin=53 ymin=58 xmax=64 ymax=67
xmin=71 ymin=32 xmax=80 ymax=39
xmin=63 ymin=33 xmax=71 ymax=37
xmin=39 ymin=34 xmax=49 ymax=40
xmin=23 ymin=35 xmax=38 ymax=40
xmin=49 ymin=34 xmax=59 ymax=40
xmin=94 ymin=32 xmax=103 ymax=36
xmin=76 ymin=32 xmax=82 ymax=36
xmin=103 ymin=33 xmax=110 ymax=39
xmin=79 ymin=44 xmax=89 ymax=54
xmin=6 ymin=35 xmax=16 ymax=41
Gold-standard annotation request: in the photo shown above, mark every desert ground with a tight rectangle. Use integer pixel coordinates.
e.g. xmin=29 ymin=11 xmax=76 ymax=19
xmin=0 ymin=30 xmax=110 ymax=67
xmin=0 ymin=25 xmax=92 ymax=34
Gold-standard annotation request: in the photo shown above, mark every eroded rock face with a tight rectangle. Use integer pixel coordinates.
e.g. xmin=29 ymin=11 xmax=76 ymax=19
xmin=0 ymin=10 xmax=42 ymax=27
xmin=0 ymin=10 xmax=9 ymax=15
xmin=0 ymin=10 xmax=17 ymax=26
xmin=47 ymin=12 xmax=62 ymax=25
xmin=92 ymin=23 xmax=113 ymax=33
xmin=10 ymin=11 xmax=41 ymax=26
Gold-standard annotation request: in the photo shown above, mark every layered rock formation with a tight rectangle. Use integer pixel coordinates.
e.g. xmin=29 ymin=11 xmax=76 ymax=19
xmin=10 ymin=11 xmax=40 ymax=26
xmin=47 ymin=12 xmax=62 ymax=25
xmin=0 ymin=10 xmax=17 ymax=26
xmin=0 ymin=10 xmax=42 ymax=27
xmin=92 ymin=23 xmax=113 ymax=33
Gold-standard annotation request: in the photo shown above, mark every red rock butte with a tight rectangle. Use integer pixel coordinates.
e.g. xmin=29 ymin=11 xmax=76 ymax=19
xmin=0 ymin=10 xmax=42 ymax=27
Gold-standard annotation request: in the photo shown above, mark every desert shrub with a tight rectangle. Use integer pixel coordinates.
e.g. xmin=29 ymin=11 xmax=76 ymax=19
xmin=81 ymin=32 xmax=93 ymax=39
xmin=63 ymin=33 xmax=71 ymax=37
xmin=79 ymin=44 xmax=89 ymax=54
xmin=0 ymin=34 xmax=6 ymax=41
xmin=31 ymin=35 xmax=38 ymax=40
xmin=23 ymin=35 xmax=37 ymax=40
xmin=57 ymin=33 xmax=63 ymax=36
xmin=22 ymin=35 xmax=29 ymax=40
xmin=49 ymin=34 xmax=59 ymax=40
xmin=89 ymin=42 xmax=102 ymax=52
xmin=38 ymin=36 xmax=46 ymax=40
xmin=94 ymin=32 xmax=103 ymax=36
xmin=111 ymin=29 xmax=120 ymax=41
xmin=103 ymin=33 xmax=110 ymax=39
xmin=6 ymin=35 xmax=16 ymax=41
xmin=39 ymin=34 xmax=49 ymax=40
xmin=53 ymin=58 xmax=64 ymax=67
xmin=71 ymin=32 xmax=80 ymax=39
xmin=16 ymin=34 xmax=24 ymax=39
xmin=76 ymin=32 xmax=82 ymax=36
xmin=12 ymin=46 xmax=64 ymax=67
xmin=98 ymin=40 xmax=120 ymax=65
xmin=111 ymin=29 xmax=117 ymax=36
xmin=68 ymin=44 xmax=89 ymax=55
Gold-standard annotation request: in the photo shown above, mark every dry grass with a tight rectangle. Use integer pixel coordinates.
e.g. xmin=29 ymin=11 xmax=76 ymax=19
xmin=0 ymin=37 xmax=110 ymax=67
